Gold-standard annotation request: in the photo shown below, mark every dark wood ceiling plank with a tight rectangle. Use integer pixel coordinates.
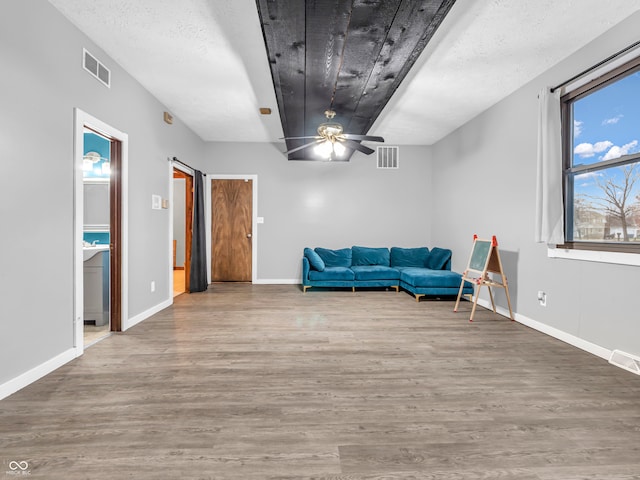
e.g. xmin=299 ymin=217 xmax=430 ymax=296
xmin=348 ymin=0 xmax=457 ymax=134
xmin=331 ymin=0 xmax=402 ymax=131
xmin=303 ymin=1 xmax=352 ymax=132
xmin=299 ymin=0 xmax=353 ymax=159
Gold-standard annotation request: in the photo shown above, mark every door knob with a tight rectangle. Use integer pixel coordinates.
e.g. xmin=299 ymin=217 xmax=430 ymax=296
xmin=247 ymin=233 xmax=252 ymax=238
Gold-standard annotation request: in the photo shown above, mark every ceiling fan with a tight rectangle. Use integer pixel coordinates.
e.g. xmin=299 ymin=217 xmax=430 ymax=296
xmin=283 ymin=109 xmax=384 ymax=160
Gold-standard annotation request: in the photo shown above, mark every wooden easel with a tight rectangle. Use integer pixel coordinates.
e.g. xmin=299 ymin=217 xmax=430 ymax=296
xmin=454 ymin=235 xmax=514 ymax=322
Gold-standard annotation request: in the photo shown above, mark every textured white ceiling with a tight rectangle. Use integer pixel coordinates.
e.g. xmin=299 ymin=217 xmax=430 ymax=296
xmin=49 ymin=0 xmax=640 ymax=145
xmin=371 ymin=0 xmax=640 ymax=144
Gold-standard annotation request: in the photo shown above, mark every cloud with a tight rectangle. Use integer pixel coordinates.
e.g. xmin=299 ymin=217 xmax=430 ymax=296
xmin=574 ymin=120 xmax=583 ymax=137
xmin=575 ymin=171 xmax=602 ymax=181
xmin=574 ymin=141 xmax=613 ymax=158
xmin=602 ymin=115 xmax=623 ymax=125
xmin=575 ymin=171 xmax=603 ymax=188
xmin=602 ymin=140 xmax=639 ymax=161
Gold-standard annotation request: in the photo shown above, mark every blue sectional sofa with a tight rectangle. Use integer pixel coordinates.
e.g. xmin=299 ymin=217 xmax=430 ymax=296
xmin=302 ymin=246 xmax=474 ymax=301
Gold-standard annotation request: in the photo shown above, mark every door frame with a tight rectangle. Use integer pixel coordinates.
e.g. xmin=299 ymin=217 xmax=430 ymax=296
xmin=170 ymin=161 xmax=194 ymax=294
xmin=206 ymin=174 xmax=258 ymax=284
xmin=74 ymin=108 xmax=129 ymax=355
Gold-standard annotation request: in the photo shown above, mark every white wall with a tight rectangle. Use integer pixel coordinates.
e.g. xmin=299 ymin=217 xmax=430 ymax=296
xmin=431 ymin=12 xmax=640 ymax=357
xmin=204 ymin=143 xmax=433 ymax=281
xmin=0 ymin=1 xmax=205 ymax=388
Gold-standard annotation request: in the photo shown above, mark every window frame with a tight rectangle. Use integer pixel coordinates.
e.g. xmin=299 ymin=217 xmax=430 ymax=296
xmin=560 ymin=54 xmax=640 ymax=254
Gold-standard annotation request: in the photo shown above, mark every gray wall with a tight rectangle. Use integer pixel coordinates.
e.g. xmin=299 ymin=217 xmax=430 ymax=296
xmin=430 ymin=12 xmax=640 ymax=357
xmin=204 ymin=143 xmax=433 ymax=281
xmin=0 ymin=1 xmax=205 ymax=385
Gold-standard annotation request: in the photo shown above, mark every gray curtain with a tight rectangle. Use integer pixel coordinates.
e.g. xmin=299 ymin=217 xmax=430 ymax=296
xmin=189 ymin=170 xmax=208 ymax=292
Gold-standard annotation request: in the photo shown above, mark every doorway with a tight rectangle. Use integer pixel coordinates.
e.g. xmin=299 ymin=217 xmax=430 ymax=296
xmin=82 ymin=129 xmax=112 ymax=344
xmin=74 ymin=109 xmax=128 ymax=355
xmin=173 ymin=167 xmax=193 ymax=296
xmin=209 ymin=176 xmax=257 ymax=283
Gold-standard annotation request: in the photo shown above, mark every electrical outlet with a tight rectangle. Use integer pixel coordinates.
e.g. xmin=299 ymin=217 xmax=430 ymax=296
xmin=537 ymin=290 xmax=547 ymax=307
xmin=151 ymin=281 xmax=156 ymax=293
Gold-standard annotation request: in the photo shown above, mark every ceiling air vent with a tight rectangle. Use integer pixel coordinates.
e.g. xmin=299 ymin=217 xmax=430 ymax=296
xmin=83 ymin=48 xmax=110 ymax=88
xmin=377 ymin=146 xmax=399 ymax=169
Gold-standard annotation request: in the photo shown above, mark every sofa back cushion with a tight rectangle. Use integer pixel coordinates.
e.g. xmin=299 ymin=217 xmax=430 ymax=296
xmin=426 ymin=247 xmax=452 ymax=270
xmin=304 ymin=247 xmax=325 ymax=271
xmin=315 ymin=247 xmax=352 ymax=268
xmin=351 ymin=246 xmax=390 ymax=266
xmin=390 ymin=247 xmax=430 ymax=268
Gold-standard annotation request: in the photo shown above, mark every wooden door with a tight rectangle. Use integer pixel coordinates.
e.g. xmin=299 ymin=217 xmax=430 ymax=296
xmin=109 ymin=137 xmax=122 ymax=331
xmin=211 ymin=179 xmax=252 ymax=282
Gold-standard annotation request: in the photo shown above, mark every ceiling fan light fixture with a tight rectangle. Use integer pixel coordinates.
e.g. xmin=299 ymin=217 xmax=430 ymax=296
xmin=314 ymin=140 xmax=333 ymax=158
xmin=282 ymin=107 xmax=383 ymax=159
xmin=317 ymin=122 xmax=343 ymax=138
xmin=313 ymin=138 xmax=346 ymax=160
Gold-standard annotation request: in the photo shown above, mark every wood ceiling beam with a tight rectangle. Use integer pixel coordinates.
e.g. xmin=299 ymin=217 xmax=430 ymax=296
xmin=256 ymin=0 xmax=457 ymax=160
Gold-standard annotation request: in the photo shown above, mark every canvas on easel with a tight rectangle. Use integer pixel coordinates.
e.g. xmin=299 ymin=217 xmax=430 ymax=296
xmin=454 ymin=235 xmax=514 ymax=322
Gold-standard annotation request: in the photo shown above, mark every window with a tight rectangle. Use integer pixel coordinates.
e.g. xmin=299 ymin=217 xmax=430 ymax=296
xmin=562 ymin=56 xmax=640 ymax=253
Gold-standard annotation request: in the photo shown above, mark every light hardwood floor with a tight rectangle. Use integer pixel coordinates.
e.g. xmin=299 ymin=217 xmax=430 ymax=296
xmin=2 ymin=284 xmax=640 ymax=479
xmin=173 ymin=269 xmax=185 ymax=297
xmin=83 ymin=323 xmax=110 ymax=346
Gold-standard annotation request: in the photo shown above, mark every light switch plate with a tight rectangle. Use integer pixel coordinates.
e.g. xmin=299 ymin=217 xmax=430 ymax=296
xmin=152 ymin=194 xmax=162 ymax=210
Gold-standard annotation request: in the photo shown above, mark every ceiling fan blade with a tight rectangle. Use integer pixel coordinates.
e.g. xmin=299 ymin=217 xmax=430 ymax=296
xmin=284 ymin=138 xmax=325 ymax=155
xmin=342 ymin=139 xmax=376 ymax=155
xmin=281 ymin=136 xmax=322 ymax=140
xmin=342 ymin=134 xmax=385 ymax=142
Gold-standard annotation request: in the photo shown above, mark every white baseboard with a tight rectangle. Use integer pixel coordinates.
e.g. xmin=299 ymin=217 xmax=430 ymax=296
xmin=253 ymin=278 xmax=300 ymax=285
xmin=474 ymin=298 xmax=611 ymax=361
xmin=0 ymin=347 xmax=78 ymax=401
xmin=123 ymin=297 xmax=173 ymax=331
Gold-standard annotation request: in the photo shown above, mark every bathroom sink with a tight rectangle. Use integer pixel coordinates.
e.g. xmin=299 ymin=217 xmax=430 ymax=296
xmin=83 ymin=244 xmax=109 ymax=261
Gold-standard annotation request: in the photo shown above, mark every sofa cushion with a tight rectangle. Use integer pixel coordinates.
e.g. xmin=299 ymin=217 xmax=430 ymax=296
xmin=308 ymin=266 xmax=355 ymax=281
xmin=304 ymin=247 xmax=325 ymax=271
xmin=390 ymin=247 xmax=430 ymax=268
xmin=426 ymin=247 xmax=451 ymax=270
xmin=400 ymin=268 xmax=463 ymax=288
xmin=315 ymin=247 xmax=352 ymax=268
xmin=351 ymin=265 xmax=400 ymax=281
xmin=352 ymin=246 xmax=390 ymax=266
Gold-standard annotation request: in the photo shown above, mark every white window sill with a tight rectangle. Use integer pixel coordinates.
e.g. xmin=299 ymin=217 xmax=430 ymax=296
xmin=548 ymin=247 xmax=640 ymax=266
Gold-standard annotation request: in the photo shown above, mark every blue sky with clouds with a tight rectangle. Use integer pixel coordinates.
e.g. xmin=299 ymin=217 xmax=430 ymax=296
xmin=572 ymin=71 xmax=640 ymax=209
xmin=573 ymin=70 xmax=640 ymax=165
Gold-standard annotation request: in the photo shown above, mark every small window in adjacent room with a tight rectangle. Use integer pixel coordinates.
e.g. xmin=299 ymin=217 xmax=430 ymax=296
xmin=561 ymin=56 xmax=640 ymax=253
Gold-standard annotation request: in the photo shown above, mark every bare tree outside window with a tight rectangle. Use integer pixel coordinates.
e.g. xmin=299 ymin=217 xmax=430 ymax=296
xmin=579 ymin=165 xmax=640 ymax=241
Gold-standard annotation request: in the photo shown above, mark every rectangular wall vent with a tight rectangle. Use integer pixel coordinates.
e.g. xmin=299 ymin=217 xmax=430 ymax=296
xmin=377 ymin=146 xmax=399 ymax=169
xmin=83 ymin=48 xmax=110 ymax=88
